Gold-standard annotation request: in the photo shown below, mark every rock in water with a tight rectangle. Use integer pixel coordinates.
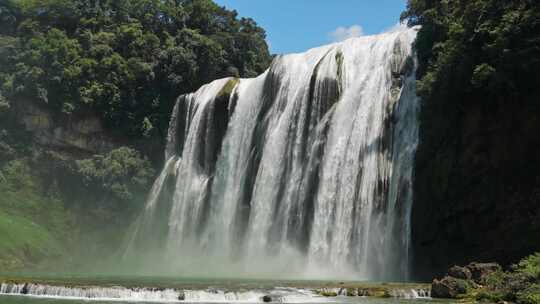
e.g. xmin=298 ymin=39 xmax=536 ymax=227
xmin=21 ymin=283 xmax=29 ymax=295
xmin=431 ymin=276 xmax=469 ymax=298
xmin=262 ymin=295 xmax=272 ymax=302
xmin=346 ymin=288 xmax=358 ymax=296
xmin=177 ymin=291 xmax=185 ymax=301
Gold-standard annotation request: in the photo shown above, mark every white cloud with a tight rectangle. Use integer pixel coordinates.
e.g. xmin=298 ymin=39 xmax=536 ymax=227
xmin=329 ymin=25 xmax=364 ymax=42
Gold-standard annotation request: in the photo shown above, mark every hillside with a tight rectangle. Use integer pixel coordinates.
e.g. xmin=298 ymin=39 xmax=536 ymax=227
xmin=0 ymin=0 xmax=272 ymax=270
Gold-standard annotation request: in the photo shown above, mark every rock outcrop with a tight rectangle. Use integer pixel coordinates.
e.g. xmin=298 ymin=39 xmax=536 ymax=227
xmin=448 ymin=265 xmax=472 ymax=280
xmin=13 ymin=99 xmax=124 ymax=154
xmin=467 ymin=262 xmax=502 ymax=284
xmin=431 ymin=262 xmax=501 ymax=299
xmin=431 ymin=276 xmax=469 ymax=298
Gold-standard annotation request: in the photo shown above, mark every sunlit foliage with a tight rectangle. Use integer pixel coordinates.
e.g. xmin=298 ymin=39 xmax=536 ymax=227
xmin=0 ymin=0 xmax=271 ymax=138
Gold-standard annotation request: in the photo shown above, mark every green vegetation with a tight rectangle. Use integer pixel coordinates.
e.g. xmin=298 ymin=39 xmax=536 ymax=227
xmin=76 ymin=147 xmax=154 ymax=206
xmin=0 ymin=211 xmax=62 ymax=270
xmin=455 ymin=254 xmax=540 ymax=304
xmin=0 ymin=0 xmax=271 ymax=138
xmin=516 ymin=253 xmax=540 ymax=279
xmin=402 ymin=0 xmax=539 ymax=102
xmin=0 ymin=142 xmax=156 ymax=270
xmin=0 ymin=127 xmax=155 ymax=269
xmin=0 ymin=155 xmax=72 ymax=270
xmin=0 ymin=0 xmax=271 ymax=270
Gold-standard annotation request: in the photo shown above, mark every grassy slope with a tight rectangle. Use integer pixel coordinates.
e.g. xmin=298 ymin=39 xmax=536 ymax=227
xmin=0 ymin=184 xmax=71 ymax=270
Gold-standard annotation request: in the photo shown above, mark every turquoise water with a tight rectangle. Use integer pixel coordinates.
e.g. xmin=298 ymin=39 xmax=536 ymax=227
xmin=0 ymin=272 xmax=428 ymax=290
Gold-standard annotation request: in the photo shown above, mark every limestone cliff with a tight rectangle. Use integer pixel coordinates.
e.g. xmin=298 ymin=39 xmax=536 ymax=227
xmin=12 ymin=100 xmax=124 ymax=155
xmin=10 ymin=100 xmax=163 ymax=162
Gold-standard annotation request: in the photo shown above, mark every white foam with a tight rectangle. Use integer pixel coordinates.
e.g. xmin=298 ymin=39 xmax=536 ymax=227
xmin=0 ymin=283 xmax=331 ymax=303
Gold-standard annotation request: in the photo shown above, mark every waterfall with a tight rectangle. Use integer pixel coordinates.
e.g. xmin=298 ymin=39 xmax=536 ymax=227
xmin=0 ymin=283 xmax=324 ymax=303
xmin=125 ymin=25 xmax=420 ymax=281
xmin=0 ymin=282 xmax=431 ymax=302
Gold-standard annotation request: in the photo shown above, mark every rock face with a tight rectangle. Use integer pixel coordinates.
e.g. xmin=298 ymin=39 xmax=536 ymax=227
xmin=13 ymin=100 xmax=123 ymax=154
xmin=431 ymin=262 xmax=502 ymax=299
xmin=412 ymin=94 xmax=540 ymax=279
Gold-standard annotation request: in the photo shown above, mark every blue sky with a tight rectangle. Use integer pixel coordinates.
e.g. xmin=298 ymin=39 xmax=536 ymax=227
xmin=213 ymin=0 xmax=407 ymax=54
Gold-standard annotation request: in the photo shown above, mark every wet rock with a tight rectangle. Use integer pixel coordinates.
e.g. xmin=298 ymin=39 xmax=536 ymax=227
xmin=177 ymin=291 xmax=185 ymax=301
xmin=466 ymin=262 xmax=502 ymax=283
xmin=357 ymin=289 xmax=372 ymax=296
xmin=262 ymin=295 xmax=272 ymax=302
xmin=21 ymin=283 xmax=29 ymax=295
xmin=346 ymin=288 xmax=357 ymax=296
xmin=431 ymin=276 xmax=469 ymax=298
xmin=448 ymin=265 xmax=472 ymax=280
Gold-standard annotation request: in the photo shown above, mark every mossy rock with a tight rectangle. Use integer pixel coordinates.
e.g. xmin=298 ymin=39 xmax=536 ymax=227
xmin=345 ymin=288 xmax=357 ymax=296
xmin=217 ymin=78 xmax=240 ymax=99
xmin=432 ymin=276 xmax=471 ymax=298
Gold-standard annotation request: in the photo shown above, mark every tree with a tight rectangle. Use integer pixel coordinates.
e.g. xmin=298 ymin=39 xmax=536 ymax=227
xmin=401 ymin=0 xmax=540 ymax=101
xmin=0 ymin=0 xmax=272 ymax=139
xmin=76 ymin=147 xmax=154 ymax=204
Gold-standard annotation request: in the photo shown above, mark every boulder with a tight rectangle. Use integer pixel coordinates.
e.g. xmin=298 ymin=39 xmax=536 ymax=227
xmin=262 ymin=295 xmax=272 ymax=302
xmin=177 ymin=291 xmax=185 ymax=301
xmin=431 ymin=276 xmax=469 ymax=298
xmin=357 ymin=289 xmax=372 ymax=296
xmin=448 ymin=265 xmax=473 ymax=280
xmin=21 ymin=283 xmax=29 ymax=295
xmin=346 ymin=288 xmax=357 ymax=296
xmin=466 ymin=262 xmax=502 ymax=283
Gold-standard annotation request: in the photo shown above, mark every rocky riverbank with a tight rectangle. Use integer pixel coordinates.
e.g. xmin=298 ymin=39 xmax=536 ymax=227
xmin=430 ymin=253 xmax=540 ymax=304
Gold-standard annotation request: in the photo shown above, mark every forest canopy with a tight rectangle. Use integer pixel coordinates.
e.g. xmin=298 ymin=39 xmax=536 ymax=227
xmin=0 ymin=0 xmax=272 ymax=138
xmin=401 ymin=0 xmax=539 ymax=102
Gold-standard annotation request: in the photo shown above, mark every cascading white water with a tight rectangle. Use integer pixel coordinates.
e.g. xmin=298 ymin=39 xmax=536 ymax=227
xmin=0 ymin=282 xmax=430 ymax=302
xmin=0 ymin=283 xmax=325 ymax=303
xmin=126 ymin=25 xmax=420 ymax=281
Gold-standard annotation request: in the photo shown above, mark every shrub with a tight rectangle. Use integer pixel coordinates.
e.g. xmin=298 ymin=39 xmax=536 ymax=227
xmin=76 ymin=147 xmax=154 ymax=202
xmin=517 ymin=284 xmax=540 ymax=304
xmin=515 ymin=253 xmax=540 ymax=280
xmin=2 ymin=159 xmax=35 ymax=190
xmin=476 ymin=290 xmax=506 ymax=302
